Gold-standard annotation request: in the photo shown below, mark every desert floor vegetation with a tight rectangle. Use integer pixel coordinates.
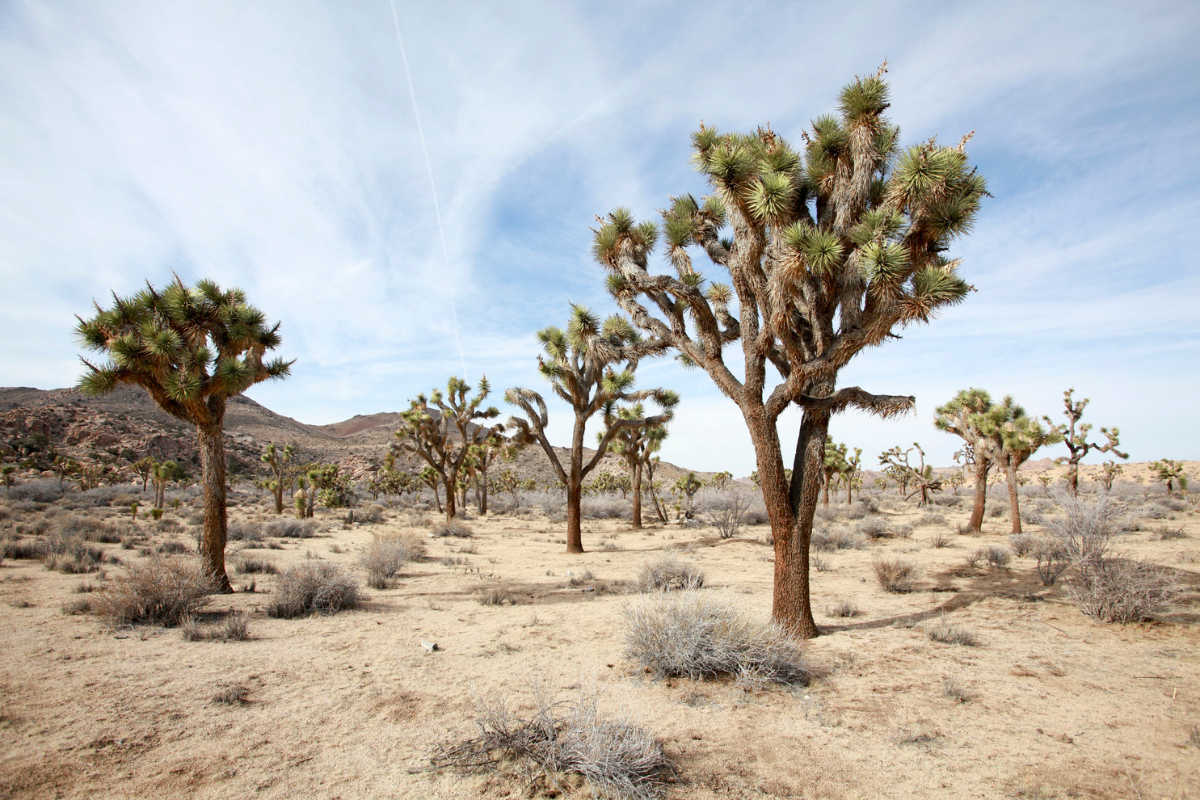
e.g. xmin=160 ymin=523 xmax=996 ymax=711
xmin=0 ymin=486 xmax=1197 ymax=798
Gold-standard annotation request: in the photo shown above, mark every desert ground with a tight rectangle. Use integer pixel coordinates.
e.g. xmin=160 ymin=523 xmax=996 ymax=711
xmin=1 ymin=482 xmax=1198 ymax=800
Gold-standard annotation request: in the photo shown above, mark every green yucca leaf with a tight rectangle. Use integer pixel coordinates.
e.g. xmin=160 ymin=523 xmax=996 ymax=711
xmin=537 ymin=326 xmax=567 ymax=361
xmin=861 ymin=241 xmax=908 ymax=284
xmin=811 ymin=115 xmax=848 ymax=154
xmin=569 ymin=304 xmax=600 ymax=339
xmin=657 ymin=389 xmax=681 ymax=409
xmin=78 ymin=366 xmax=119 ymax=396
xmin=592 ymin=224 xmax=620 ymax=265
xmin=801 ymin=229 xmax=844 ymax=276
xmin=781 ymin=220 xmax=812 ymax=251
xmin=264 ymin=358 xmax=293 ymax=379
xmin=680 ymin=271 xmax=704 ymax=289
xmin=746 ymin=171 xmax=794 ymax=223
xmin=75 ymin=319 xmax=108 ymax=351
xmin=719 ymin=236 xmax=733 ymax=251
xmin=610 ymin=207 xmax=635 ymax=233
xmin=635 ymin=220 xmax=659 ymax=251
xmin=196 ymin=279 xmax=223 ymax=303
xmin=701 ymin=194 xmax=727 ymax=226
xmin=602 ymin=370 xmax=636 ymax=395
xmin=925 ymin=196 xmax=976 ymax=240
xmin=142 ymin=326 xmax=182 ymax=360
xmin=165 ymin=370 xmax=201 ymax=402
xmin=676 ymin=352 xmax=697 ymax=369
xmin=691 ymin=126 xmax=721 ymax=154
xmin=215 ymin=356 xmax=251 ymax=387
xmin=762 ymin=144 xmax=800 ymax=175
xmin=708 ymin=143 xmax=753 ymax=187
xmin=605 ymin=272 xmax=630 ymax=297
xmin=663 ymin=214 xmax=695 ymax=249
xmin=539 ymin=361 xmax=564 ymax=381
xmin=670 ymin=194 xmax=699 ymax=218
xmin=110 ymin=334 xmax=143 ymax=368
xmin=874 ymin=124 xmax=900 ymax=158
xmin=707 ymin=282 xmax=732 ymax=305
xmin=912 ymin=266 xmax=970 ymax=307
xmin=602 ymin=314 xmax=635 ymax=342
xmin=839 ymin=75 xmax=890 ymax=123
xmin=258 ymin=324 xmax=283 ymax=350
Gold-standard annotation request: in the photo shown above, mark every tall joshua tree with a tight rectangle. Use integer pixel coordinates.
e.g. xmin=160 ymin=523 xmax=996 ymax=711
xmin=393 ymin=377 xmax=503 ymax=522
xmin=592 ymin=68 xmax=985 ymax=637
xmin=1042 ymin=388 xmax=1127 ymax=495
xmin=972 ymin=396 xmax=1061 ymax=534
xmin=76 ymin=277 xmax=291 ymax=591
xmin=506 ymin=305 xmax=676 ymax=553
xmin=935 ymin=388 xmax=994 ymax=531
xmin=599 ymin=399 xmax=677 ymax=528
xmin=261 ymin=442 xmax=295 ymax=515
xmin=1150 ymin=459 xmax=1188 ymax=495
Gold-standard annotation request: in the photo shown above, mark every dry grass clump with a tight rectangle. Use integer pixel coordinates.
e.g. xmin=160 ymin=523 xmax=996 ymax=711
xmin=1069 ymin=559 xmax=1182 ymax=623
xmin=359 ymin=532 xmax=425 ymax=589
xmin=266 ymin=562 xmax=360 ymax=618
xmin=182 ymin=611 xmax=251 ymax=642
xmin=355 ymin=505 xmax=385 ymax=525
xmin=928 ymin=529 xmax=952 ymax=548
xmin=916 ymin=512 xmax=946 ymax=527
xmin=432 ymin=519 xmax=474 ymax=538
xmin=827 ymin=599 xmax=859 ymax=618
xmin=927 ymin=617 xmax=980 ymax=646
xmin=43 ymin=533 xmax=109 ymax=573
xmin=1 ymin=536 xmax=43 ymax=560
xmin=234 ymin=557 xmax=278 ymax=575
xmin=812 ymin=527 xmax=864 ymax=551
xmin=628 ymin=555 xmax=704 ymax=592
xmin=698 ymin=490 xmax=751 ymax=539
xmin=1008 ymin=533 xmax=1038 ymax=557
xmin=94 ymin=557 xmax=213 ymax=626
xmin=227 ymin=520 xmax=262 ymax=542
xmin=1034 ymin=537 xmax=1071 ymax=586
xmin=212 ymin=683 xmax=251 ymax=705
xmin=856 ymin=517 xmax=893 ymax=539
xmin=622 ymin=592 xmax=811 ymax=685
xmin=873 ymin=557 xmax=919 ymax=593
xmin=478 ymin=587 xmax=514 ymax=606
xmin=433 ymin=683 xmax=675 ymax=800
xmin=263 ymin=519 xmax=318 ymax=539
xmin=966 ymin=545 xmax=1012 ymax=569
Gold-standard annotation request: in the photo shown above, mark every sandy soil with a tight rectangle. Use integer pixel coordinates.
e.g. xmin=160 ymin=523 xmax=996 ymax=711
xmin=1 ymin=490 xmax=1198 ymax=800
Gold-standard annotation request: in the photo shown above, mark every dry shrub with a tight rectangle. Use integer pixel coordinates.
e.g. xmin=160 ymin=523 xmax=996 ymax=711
xmin=182 ymin=611 xmax=251 ymax=642
xmin=916 ymin=512 xmax=946 ymax=527
xmin=622 ymin=592 xmax=811 ymax=685
xmin=873 ymin=557 xmax=919 ymax=593
xmin=1069 ymin=559 xmax=1182 ymax=623
xmin=432 ymin=519 xmax=474 ymax=538
xmin=433 ymin=682 xmax=675 ymax=800
xmin=356 ymin=505 xmax=385 ymax=524
xmin=828 ymin=599 xmax=859 ymax=618
xmin=857 ymin=517 xmax=893 ymax=539
xmin=94 ymin=557 xmax=213 ymax=626
xmin=927 ymin=617 xmax=980 ymax=646
xmin=212 ymin=683 xmax=250 ymax=705
xmin=581 ymin=495 xmax=631 ymax=520
xmin=227 ymin=520 xmax=262 ymax=542
xmin=1047 ymin=490 xmax=1123 ymax=563
xmin=1008 ymin=533 xmax=1038 ymax=557
xmin=479 ymin=587 xmax=514 ymax=606
xmin=359 ymin=532 xmax=425 ymax=589
xmin=56 ymin=516 xmax=122 ymax=544
xmin=235 ymin=557 xmax=278 ymax=575
xmin=812 ymin=527 xmax=864 ymax=551
xmin=263 ymin=519 xmax=318 ymax=539
xmin=267 ymin=562 xmax=360 ymax=618
xmin=844 ymin=502 xmax=869 ymax=520
xmin=1 ymin=537 xmax=42 ymax=560
xmin=698 ymin=489 xmax=751 ymax=539
xmin=1034 ymin=537 xmax=1071 ymax=586
xmin=43 ymin=533 xmax=107 ymax=573
xmin=928 ymin=530 xmax=952 ymax=548
xmin=629 ymin=555 xmax=704 ymax=593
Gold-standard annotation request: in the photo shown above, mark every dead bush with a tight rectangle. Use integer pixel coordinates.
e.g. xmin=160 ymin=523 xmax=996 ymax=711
xmin=43 ymin=533 xmax=107 ymax=573
xmin=227 ymin=521 xmax=263 ymax=542
xmin=356 ymin=505 xmax=385 ymax=525
xmin=359 ymin=532 xmax=426 ymax=589
xmin=235 ymin=557 xmax=278 ymax=575
xmin=266 ymin=562 xmax=360 ymax=618
xmin=1047 ymin=489 xmax=1123 ymax=563
xmin=182 ymin=610 xmax=251 ymax=642
xmin=857 ymin=517 xmax=893 ymax=539
xmin=433 ymin=682 xmax=675 ymax=800
xmin=697 ymin=489 xmax=751 ymax=539
xmin=812 ymin=527 xmax=864 ymax=551
xmin=622 ymin=591 xmax=811 ymax=685
xmin=873 ymin=558 xmax=919 ymax=593
xmin=1034 ymin=538 xmax=1071 ymax=586
xmin=928 ymin=530 xmax=952 ymax=548
xmin=827 ymin=599 xmax=859 ymax=618
xmin=94 ymin=557 xmax=213 ymax=626
xmin=927 ymin=618 xmax=980 ymax=646
xmin=1008 ymin=533 xmax=1038 ymax=557
xmin=263 ymin=519 xmax=318 ymax=539
xmin=1069 ymin=558 xmax=1182 ymax=623
xmin=432 ymin=519 xmax=474 ymax=538
xmin=628 ymin=555 xmax=704 ymax=592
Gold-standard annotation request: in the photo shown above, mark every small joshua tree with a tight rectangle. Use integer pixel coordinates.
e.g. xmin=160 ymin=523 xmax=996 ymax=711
xmin=506 ymin=305 xmax=675 ymax=553
xmin=1150 ymin=459 xmax=1189 ymax=495
xmin=1 ymin=465 xmax=15 ymax=494
xmin=1043 ymin=389 xmax=1127 ymax=495
xmin=600 ymin=400 xmax=677 ymax=528
xmin=1099 ymin=460 xmax=1123 ymax=492
xmin=935 ymin=389 xmax=995 ymax=531
xmin=151 ymin=459 xmax=179 ymax=510
xmin=393 ymin=377 xmax=503 ymax=522
xmin=672 ymin=472 xmax=704 ymax=518
xmin=76 ymin=277 xmax=292 ymax=591
xmin=261 ymin=442 xmax=295 ymax=515
xmin=879 ymin=443 xmax=941 ymax=506
xmin=592 ymin=68 xmax=985 ymax=636
xmin=821 ymin=439 xmax=848 ymax=506
xmin=972 ymin=397 xmax=1062 ymax=534
xmin=132 ymin=456 xmax=155 ymax=493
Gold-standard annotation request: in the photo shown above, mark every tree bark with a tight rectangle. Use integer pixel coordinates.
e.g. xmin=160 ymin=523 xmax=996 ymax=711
xmin=566 ymin=482 xmax=584 ymax=553
xmin=444 ymin=467 xmax=458 ymax=521
xmin=197 ymin=422 xmax=232 ymax=593
xmin=968 ymin=459 xmax=989 ymax=531
xmin=478 ymin=472 xmax=489 ymax=515
xmin=1006 ymin=464 xmax=1022 ymax=534
xmin=273 ymin=480 xmax=283 ymax=515
xmin=631 ymin=461 xmax=643 ymax=529
xmin=774 ymin=406 xmax=826 ymax=640
xmin=1067 ymin=459 xmax=1080 ymax=496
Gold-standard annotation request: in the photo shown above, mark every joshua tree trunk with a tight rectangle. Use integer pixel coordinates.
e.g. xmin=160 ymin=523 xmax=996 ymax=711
xmin=1005 ymin=463 xmax=1022 ymax=534
xmin=431 ymin=484 xmax=443 ymax=514
xmin=968 ymin=459 xmax=990 ymax=532
xmin=631 ymin=461 xmax=643 ymax=529
xmin=273 ymin=482 xmax=284 ymax=515
xmin=476 ymin=472 xmax=489 ymax=515
xmin=566 ymin=482 xmax=583 ymax=553
xmin=846 ymin=478 xmax=853 ymax=504
xmin=444 ymin=467 xmax=458 ymax=522
xmin=821 ymin=474 xmax=830 ymax=506
xmin=197 ymin=421 xmax=232 ymax=593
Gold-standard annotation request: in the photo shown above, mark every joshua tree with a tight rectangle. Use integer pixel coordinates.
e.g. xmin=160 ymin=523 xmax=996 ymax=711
xmin=419 ymin=465 xmax=443 ymax=513
xmin=821 ymin=439 xmax=848 ymax=506
xmin=600 ymin=399 xmax=677 ymax=528
xmin=935 ymin=389 xmax=995 ymax=532
xmin=463 ymin=431 xmax=522 ymax=515
xmin=1150 ymin=459 xmax=1189 ymax=495
xmin=841 ymin=447 xmax=862 ymax=503
xmin=75 ymin=277 xmax=291 ymax=592
xmin=972 ymin=396 xmax=1062 ymax=534
xmin=132 ymin=456 xmax=155 ymax=493
xmin=51 ymin=455 xmax=80 ymax=492
xmin=1 ymin=465 xmax=14 ymax=494
xmin=1099 ymin=460 xmax=1123 ymax=492
xmin=592 ymin=69 xmax=985 ymax=637
xmin=1043 ymin=389 xmax=1127 ymax=495
xmin=261 ymin=443 xmax=295 ymax=514
xmin=879 ymin=443 xmax=941 ymax=506
xmin=393 ymin=377 xmax=503 ymax=522
xmin=946 ymin=472 xmax=966 ymax=495
xmin=506 ymin=305 xmax=676 ymax=553
xmin=672 ymin=472 xmax=704 ymax=517
xmin=151 ymin=459 xmax=179 ymax=510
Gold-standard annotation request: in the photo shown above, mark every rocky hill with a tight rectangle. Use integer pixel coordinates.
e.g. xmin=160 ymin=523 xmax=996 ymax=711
xmin=0 ymin=386 xmax=711 ymax=488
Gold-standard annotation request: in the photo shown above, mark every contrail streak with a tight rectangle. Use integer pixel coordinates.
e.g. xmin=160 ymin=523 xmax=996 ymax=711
xmin=388 ymin=0 xmax=468 ymax=378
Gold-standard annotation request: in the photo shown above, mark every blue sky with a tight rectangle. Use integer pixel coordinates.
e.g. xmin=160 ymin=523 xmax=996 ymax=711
xmin=2 ymin=1 xmax=1197 ymax=477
